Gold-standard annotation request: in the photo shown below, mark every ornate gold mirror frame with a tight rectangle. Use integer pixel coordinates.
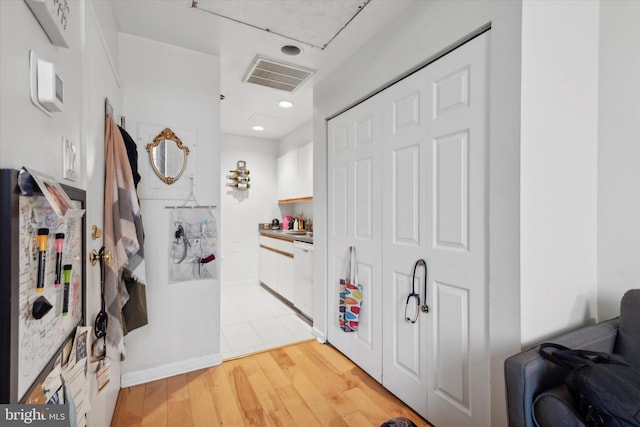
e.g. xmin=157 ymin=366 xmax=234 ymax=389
xmin=146 ymin=128 xmax=190 ymax=185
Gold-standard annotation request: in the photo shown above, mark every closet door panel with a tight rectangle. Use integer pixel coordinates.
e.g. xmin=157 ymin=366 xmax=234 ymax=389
xmin=330 ymin=164 xmax=349 ymax=238
xmin=392 ymin=144 xmax=421 ymax=246
xmin=424 ymin=32 xmax=490 ymax=427
xmin=327 ymin=101 xmax=383 ymax=382
xmin=355 ymin=114 xmax=374 ymax=147
xmin=434 ymin=65 xmax=470 ymax=118
xmin=433 ymin=282 xmax=470 ymax=408
xmin=331 ymin=125 xmax=349 ymax=155
xmin=354 ymin=157 xmax=373 ymax=240
xmin=391 ymin=270 xmax=423 ymax=379
xmin=433 ymin=130 xmax=469 ymax=250
xmin=382 ymin=70 xmax=430 ymax=417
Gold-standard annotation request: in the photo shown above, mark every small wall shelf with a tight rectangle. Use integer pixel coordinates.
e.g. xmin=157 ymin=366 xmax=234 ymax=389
xmin=278 ymin=196 xmax=313 ymax=204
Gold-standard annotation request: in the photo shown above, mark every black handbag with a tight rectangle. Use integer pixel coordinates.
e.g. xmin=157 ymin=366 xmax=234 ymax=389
xmin=539 ymin=342 xmax=640 ymax=427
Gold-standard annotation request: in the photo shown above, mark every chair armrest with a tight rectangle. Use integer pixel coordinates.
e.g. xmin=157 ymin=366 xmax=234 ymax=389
xmin=504 ymin=318 xmax=619 ymax=427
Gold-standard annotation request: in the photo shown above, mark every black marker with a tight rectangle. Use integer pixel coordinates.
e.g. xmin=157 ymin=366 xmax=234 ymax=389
xmin=54 ymin=233 xmax=65 ymax=288
xmin=62 ymin=264 xmax=72 ymax=316
xmin=36 ymin=228 xmax=49 ymax=292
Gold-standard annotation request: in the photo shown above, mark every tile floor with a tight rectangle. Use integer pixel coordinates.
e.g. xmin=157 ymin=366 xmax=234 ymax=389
xmin=220 ymin=281 xmax=314 ymax=359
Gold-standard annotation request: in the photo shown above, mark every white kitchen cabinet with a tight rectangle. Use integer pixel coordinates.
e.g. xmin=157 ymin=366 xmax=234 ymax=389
xmin=296 ymin=142 xmax=313 ymax=198
xmin=277 ymin=150 xmax=297 ymax=201
xmin=258 ymin=245 xmax=278 ymax=293
xmin=277 ymin=142 xmax=313 ymax=202
xmin=258 ymin=235 xmax=294 ymax=302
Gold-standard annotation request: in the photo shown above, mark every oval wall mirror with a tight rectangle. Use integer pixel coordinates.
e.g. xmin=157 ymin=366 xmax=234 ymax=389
xmin=146 ymin=128 xmax=189 ymax=185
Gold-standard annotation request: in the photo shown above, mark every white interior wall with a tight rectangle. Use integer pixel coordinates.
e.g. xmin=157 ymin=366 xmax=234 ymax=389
xmin=0 ymin=0 xmax=83 ymax=182
xmin=597 ymin=1 xmax=640 ymax=319
xmin=313 ymin=2 xmax=522 ymax=425
xmin=220 ymin=134 xmax=279 ymax=285
xmin=118 ymin=33 xmax=222 ymax=386
xmin=520 ymin=1 xmax=600 ymax=345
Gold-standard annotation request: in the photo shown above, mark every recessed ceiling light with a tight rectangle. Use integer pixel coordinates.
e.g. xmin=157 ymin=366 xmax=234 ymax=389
xmin=278 ymin=100 xmax=294 ymax=108
xmin=281 ymin=45 xmax=302 ymax=56
xmin=252 ymin=125 xmax=264 ymax=131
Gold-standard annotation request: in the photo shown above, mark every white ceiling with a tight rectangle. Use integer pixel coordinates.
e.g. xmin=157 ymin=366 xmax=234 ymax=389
xmin=110 ymin=0 xmax=415 ymax=140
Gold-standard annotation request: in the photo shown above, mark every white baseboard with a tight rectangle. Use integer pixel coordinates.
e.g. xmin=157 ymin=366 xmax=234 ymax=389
xmin=312 ymin=327 xmax=326 ymax=344
xmin=121 ymin=353 xmax=222 ymax=388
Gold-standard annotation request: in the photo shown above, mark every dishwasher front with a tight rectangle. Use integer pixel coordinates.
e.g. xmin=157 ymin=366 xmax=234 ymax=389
xmin=292 ymin=240 xmax=313 ymax=320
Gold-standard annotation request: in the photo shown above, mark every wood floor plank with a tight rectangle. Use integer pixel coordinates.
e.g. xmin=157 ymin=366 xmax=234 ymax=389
xmin=111 ymin=341 xmax=433 ymax=427
xmin=344 ymin=385 xmax=396 ymax=425
xmin=291 ymin=369 xmax=349 ymax=427
xmin=284 ymin=343 xmax=360 ymax=417
xmin=226 ymin=361 xmax=271 ymax=426
xmin=274 ymin=384 xmax=322 ymax=427
xmin=254 ymin=352 xmax=322 ymax=426
xmin=242 ymin=356 xmax=297 ymax=426
xmin=111 ymin=383 xmax=146 ymax=427
xmin=141 ymin=379 xmax=167 ymax=427
xmin=206 ymin=365 xmax=246 ymax=427
xmin=186 ymin=369 xmax=219 ymax=427
xmin=342 ymin=410 xmax=377 ymax=427
xmin=253 ymin=352 xmax=292 ymax=390
xmin=166 ymin=374 xmax=193 ymax=427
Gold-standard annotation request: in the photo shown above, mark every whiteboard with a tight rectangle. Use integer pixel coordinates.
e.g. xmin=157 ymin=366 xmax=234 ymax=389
xmin=17 ymin=195 xmax=83 ymax=400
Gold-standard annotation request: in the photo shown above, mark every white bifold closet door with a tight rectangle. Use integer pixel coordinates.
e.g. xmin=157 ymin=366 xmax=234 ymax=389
xmin=327 ymin=32 xmax=490 ymax=426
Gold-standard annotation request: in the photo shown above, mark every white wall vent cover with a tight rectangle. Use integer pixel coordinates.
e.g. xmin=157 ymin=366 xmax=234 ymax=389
xmin=243 ymin=55 xmax=315 ymax=93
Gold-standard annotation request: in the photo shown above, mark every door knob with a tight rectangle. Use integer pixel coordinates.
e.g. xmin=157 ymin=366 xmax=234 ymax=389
xmin=90 ymin=248 xmax=112 ymax=266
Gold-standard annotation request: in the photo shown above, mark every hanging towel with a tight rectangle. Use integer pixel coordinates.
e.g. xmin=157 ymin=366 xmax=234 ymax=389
xmin=104 ymin=114 xmax=146 ymax=355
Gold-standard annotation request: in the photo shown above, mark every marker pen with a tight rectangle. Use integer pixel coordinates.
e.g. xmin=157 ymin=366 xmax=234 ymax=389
xmin=62 ymin=264 xmax=72 ymax=316
xmin=54 ymin=233 xmax=65 ymax=288
xmin=36 ymin=228 xmax=49 ymax=292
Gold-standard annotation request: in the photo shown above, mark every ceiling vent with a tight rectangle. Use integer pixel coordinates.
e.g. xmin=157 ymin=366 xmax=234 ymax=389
xmin=243 ymin=55 xmax=314 ymax=93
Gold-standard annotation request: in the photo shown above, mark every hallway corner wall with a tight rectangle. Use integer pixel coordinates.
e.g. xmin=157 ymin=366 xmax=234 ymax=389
xmin=118 ymin=33 xmax=222 ymax=385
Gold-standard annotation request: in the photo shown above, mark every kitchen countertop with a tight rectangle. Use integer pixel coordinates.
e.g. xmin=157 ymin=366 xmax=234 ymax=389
xmin=259 ymin=227 xmax=313 ymax=244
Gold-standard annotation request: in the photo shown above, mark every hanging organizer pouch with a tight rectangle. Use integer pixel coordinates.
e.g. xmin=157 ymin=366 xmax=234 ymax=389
xmin=339 ymin=246 xmax=363 ymax=332
xmin=169 ymin=207 xmax=218 ymax=282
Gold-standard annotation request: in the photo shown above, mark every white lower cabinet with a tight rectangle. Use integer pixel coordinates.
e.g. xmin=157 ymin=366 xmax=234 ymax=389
xmin=259 ymin=235 xmax=294 ymax=303
xmin=258 ymin=245 xmax=279 ymax=293
xmin=277 ymin=253 xmax=294 ymax=302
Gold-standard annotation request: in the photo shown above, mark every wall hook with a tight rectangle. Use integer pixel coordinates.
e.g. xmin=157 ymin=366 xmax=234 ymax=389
xmin=91 ymin=225 xmax=103 ymax=240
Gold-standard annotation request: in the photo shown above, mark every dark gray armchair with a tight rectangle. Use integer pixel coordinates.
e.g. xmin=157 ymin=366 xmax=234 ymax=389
xmin=504 ymin=289 xmax=640 ymax=427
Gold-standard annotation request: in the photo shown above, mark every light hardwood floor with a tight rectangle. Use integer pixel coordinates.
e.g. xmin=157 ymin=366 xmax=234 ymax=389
xmin=111 ymin=340 xmax=432 ymax=427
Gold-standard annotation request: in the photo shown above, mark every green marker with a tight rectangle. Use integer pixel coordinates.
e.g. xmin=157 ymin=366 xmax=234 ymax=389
xmin=62 ymin=264 xmax=72 ymax=316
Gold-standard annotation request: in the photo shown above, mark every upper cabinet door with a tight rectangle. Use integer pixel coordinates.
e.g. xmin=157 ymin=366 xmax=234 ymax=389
xmin=296 ymin=142 xmax=313 ymax=198
xmin=277 ymin=150 xmax=297 ymax=201
xmin=277 ymin=142 xmax=313 ymax=202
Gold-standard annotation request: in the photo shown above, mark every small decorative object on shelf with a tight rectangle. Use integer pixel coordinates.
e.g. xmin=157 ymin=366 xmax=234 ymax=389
xmin=226 ymin=160 xmax=250 ymax=190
